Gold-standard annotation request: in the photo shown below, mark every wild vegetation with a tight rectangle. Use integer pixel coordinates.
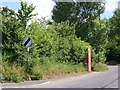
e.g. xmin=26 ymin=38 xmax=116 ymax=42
xmin=0 ymin=1 xmax=119 ymax=83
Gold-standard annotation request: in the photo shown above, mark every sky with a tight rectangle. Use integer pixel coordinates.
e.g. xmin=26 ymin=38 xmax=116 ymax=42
xmin=1 ymin=0 xmax=120 ymax=20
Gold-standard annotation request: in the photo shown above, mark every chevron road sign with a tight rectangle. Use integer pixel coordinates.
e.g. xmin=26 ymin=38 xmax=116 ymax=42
xmin=23 ymin=37 xmax=32 ymax=48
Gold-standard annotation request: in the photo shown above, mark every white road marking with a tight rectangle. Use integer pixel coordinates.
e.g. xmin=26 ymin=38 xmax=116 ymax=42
xmin=21 ymin=81 xmax=51 ymax=88
xmin=2 ymin=82 xmax=51 ymax=88
xmin=30 ymin=82 xmax=51 ymax=87
xmin=40 ymin=82 xmax=50 ymax=85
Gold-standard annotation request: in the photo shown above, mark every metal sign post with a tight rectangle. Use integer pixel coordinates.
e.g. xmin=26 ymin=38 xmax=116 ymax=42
xmin=26 ymin=47 xmax=29 ymax=72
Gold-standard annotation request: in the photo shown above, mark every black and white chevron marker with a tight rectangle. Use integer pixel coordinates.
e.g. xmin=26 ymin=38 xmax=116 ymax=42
xmin=23 ymin=37 xmax=32 ymax=47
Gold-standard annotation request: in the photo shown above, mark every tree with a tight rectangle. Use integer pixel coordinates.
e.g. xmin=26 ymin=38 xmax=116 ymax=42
xmin=52 ymin=1 xmax=105 ymax=41
xmin=106 ymin=9 xmax=120 ymax=62
xmin=52 ymin=1 xmax=75 ymax=23
xmin=17 ymin=0 xmax=37 ymax=29
xmin=89 ymin=18 xmax=109 ymax=63
xmin=1 ymin=1 xmax=37 ymax=64
xmin=1 ymin=7 xmax=21 ymax=63
xmin=109 ymin=9 xmax=120 ymax=37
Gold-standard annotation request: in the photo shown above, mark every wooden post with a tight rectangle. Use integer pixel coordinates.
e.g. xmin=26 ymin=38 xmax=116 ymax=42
xmin=87 ymin=47 xmax=91 ymax=73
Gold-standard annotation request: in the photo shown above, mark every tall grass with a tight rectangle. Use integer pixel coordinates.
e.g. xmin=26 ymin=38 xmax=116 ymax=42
xmin=1 ymin=60 xmax=108 ymax=83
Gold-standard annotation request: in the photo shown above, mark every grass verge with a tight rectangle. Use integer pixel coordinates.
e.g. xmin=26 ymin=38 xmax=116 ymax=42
xmin=92 ymin=62 xmax=108 ymax=72
xmin=1 ymin=61 xmax=108 ymax=83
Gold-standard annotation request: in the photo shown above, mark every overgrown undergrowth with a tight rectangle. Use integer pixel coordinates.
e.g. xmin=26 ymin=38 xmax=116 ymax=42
xmin=1 ymin=61 xmax=108 ymax=83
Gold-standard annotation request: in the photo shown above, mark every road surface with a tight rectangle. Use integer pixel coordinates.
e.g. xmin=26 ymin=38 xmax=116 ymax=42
xmin=1 ymin=65 xmax=119 ymax=88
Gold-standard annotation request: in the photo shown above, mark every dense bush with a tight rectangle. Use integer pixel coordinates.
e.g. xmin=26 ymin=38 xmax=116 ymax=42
xmin=27 ymin=21 xmax=89 ymax=65
xmin=70 ymin=38 xmax=89 ymax=64
xmin=2 ymin=19 xmax=91 ymax=82
xmin=106 ymin=36 xmax=120 ymax=62
xmin=89 ymin=18 xmax=108 ymax=65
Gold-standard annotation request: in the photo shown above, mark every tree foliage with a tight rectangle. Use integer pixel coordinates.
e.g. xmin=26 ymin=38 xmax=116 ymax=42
xmin=109 ymin=9 xmax=120 ymax=36
xmin=89 ymin=18 xmax=109 ymax=63
xmin=52 ymin=1 xmax=108 ymax=63
xmin=52 ymin=1 xmax=105 ymax=40
xmin=106 ymin=9 xmax=120 ymax=62
xmin=1 ymin=7 xmax=22 ymax=63
xmin=17 ymin=0 xmax=37 ymax=28
xmin=1 ymin=0 xmax=37 ymax=64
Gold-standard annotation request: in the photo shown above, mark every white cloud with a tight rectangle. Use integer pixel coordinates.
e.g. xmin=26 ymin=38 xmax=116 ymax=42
xmin=105 ymin=0 xmax=119 ymax=12
xmin=26 ymin=0 xmax=55 ymax=20
xmin=101 ymin=0 xmax=119 ymax=19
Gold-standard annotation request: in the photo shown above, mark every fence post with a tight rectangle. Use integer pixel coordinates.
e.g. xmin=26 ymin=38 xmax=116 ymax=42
xmin=87 ymin=47 xmax=91 ymax=73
